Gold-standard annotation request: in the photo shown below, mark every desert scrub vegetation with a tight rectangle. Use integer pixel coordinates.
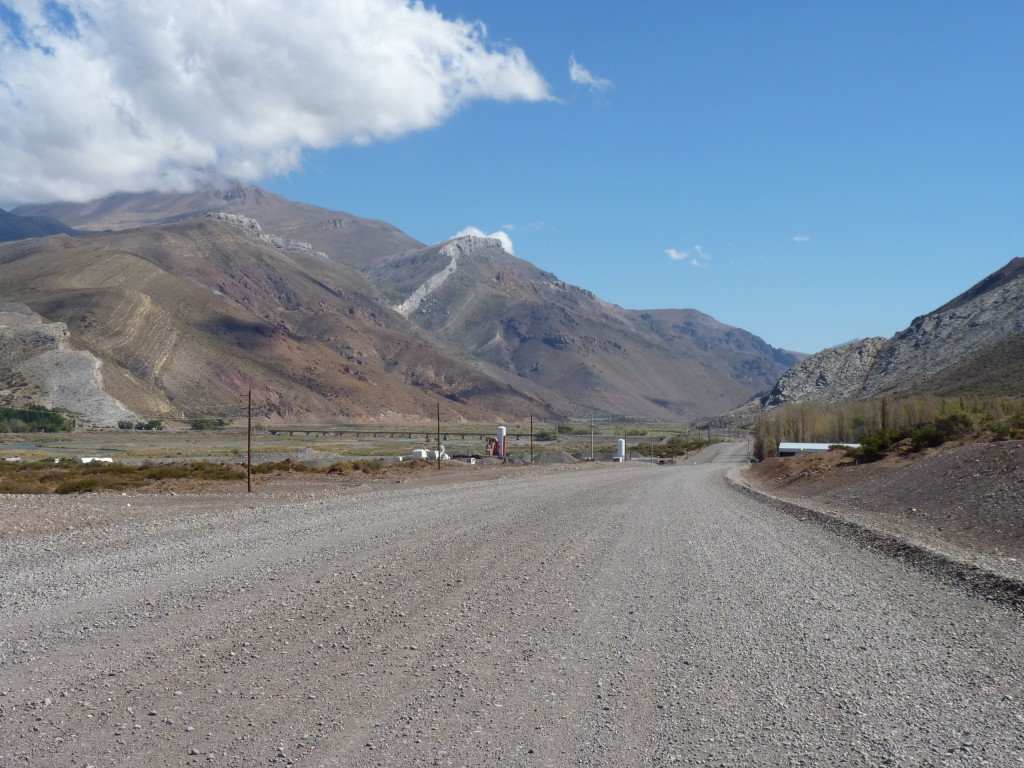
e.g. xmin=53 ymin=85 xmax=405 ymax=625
xmin=0 ymin=461 xmax=246 ymax=494
xmin=0 ymin=457 xmax=434 ymax=494
xmin=652 ymin=434 xmax=708 ymax=459
xmin=752 ymin=396 xmax=1024 ymax=461
xmin=190 ymin=418 xmax=228 ymax=430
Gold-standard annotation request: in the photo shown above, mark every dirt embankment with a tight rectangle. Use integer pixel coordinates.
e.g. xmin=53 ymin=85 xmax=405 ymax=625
xmin=743 ymin=439 xmax=1024 ymax=580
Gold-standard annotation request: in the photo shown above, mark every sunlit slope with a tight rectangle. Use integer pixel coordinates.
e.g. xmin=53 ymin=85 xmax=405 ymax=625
xmin=0 ymin=219 xmax=565 ymax=422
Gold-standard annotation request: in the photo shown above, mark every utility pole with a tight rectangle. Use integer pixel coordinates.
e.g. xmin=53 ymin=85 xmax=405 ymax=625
xmin=436 ymin=403 xmax=441 ymax=471
xmin=247 ymin=390 xmax=252 ymax=494
xmin=530 ymin=414 xmax=534 ymax=463
xmin=591 ymin=416 xmax=595 ymax=461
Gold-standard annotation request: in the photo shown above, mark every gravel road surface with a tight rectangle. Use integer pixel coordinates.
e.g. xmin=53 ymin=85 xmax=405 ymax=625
xmin=2 ymin=445 xmax=1022 ymax=766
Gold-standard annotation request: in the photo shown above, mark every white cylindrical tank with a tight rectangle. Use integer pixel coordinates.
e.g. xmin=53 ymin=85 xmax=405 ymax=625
xmin=497 ymin=425 xmax=507 ymax=457
xmin=411 ymin=448 xmax=429 ymax=460
xmin=616 ymin=438 xmax=626 ymax=461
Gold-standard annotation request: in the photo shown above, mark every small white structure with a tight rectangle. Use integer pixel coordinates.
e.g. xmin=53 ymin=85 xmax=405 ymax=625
xmin=616 ymin=438 xmax=626 ymax=462
xmin=778 ymin=442 xmax=860 ymax=457
xmin=77 ymin=457 xmax=114 ymax=464
xmin=411 ymin=447 xmax=449 ymax=461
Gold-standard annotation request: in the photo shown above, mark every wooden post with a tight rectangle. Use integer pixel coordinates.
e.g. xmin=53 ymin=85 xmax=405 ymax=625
xmin=530 ymin=414 xmax=534 ymax=463
xmin=436 ymin=403 xmax=441 ymax=470
xmin=247 ymin=390 xmax=252 ymax=494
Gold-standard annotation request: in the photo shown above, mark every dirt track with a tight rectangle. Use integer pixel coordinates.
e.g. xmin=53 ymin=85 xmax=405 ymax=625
xmin=2 ymin=447 xmax=1022 ymax=766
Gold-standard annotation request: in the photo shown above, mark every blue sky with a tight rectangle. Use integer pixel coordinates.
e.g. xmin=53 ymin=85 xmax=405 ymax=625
xmin=8 ymin=1 xmax=1024 ymax=352
xmin=267 ymin=2 xmax=1024 ymax=353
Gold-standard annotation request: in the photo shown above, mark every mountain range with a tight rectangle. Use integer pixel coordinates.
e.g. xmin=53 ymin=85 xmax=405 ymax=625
xmin=1 ymin=186 xmax=802 ymax=425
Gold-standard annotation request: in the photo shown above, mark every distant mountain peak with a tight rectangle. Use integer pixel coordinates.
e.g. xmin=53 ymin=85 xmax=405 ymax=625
xmin=0 ymin=208 xmax=78 ymax=242
xmin=440 ymin=235 xmax=509 ymax=257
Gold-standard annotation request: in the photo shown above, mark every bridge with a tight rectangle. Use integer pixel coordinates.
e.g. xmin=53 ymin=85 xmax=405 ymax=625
xmin=265 ymin=429 xmax=533 ymax=441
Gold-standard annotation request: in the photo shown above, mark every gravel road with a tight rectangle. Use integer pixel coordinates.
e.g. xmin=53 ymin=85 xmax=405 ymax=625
xmin=2 ymin=445 xmax=1022 ymax=766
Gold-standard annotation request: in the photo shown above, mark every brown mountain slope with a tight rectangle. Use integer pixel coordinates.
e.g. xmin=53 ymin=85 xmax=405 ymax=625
xmin=373 ymin=236 xmax=800 ymax=420
xmin=11 ymin=186 xmax=803 ymax=421
xmin=13 ymin=185 xmax=423 ymax=269
xmin=0 ymin=219 xmax=566 ymax=423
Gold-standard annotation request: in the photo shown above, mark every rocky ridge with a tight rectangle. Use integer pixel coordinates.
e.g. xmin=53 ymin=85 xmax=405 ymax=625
xmin=391 ymin=236 xmax=487 ymax=316
xmin=767 ymin=257 xmax=1024 ymax=406
xmin=204 ymin=212 xmax=329 ymax=260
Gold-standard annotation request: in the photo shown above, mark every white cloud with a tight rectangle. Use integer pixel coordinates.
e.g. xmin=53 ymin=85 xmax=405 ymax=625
xmin=454 ymin=226 xmax=514 ymax=254
xmin=0 ymin=0 xmax=552 ymax=204
xmin=569 ymin=55 xmax=612 ymax=90
xmin=667 ymin=245 xmax=711 ymax=268
xmin=792 ymin=235 xmax=812 ymax=243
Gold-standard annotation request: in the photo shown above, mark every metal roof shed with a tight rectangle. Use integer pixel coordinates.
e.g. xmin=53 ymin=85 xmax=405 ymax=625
xmin=778 ymin=442 xmax=860 ymax=456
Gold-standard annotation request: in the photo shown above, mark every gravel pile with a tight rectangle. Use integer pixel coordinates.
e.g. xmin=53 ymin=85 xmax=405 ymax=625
xmin=532 ymin=450 xmax=578 ymax=464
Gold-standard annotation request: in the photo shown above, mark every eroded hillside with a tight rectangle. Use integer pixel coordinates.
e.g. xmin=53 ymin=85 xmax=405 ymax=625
xmin=0 ymin=220 xmax=566 ymax=423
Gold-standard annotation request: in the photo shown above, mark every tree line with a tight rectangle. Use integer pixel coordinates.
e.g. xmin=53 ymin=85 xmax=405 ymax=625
xmin=0 ymin=404 xmax=75 ymax=433
xmin=753 ymin=395 xmax=1024 ymax=461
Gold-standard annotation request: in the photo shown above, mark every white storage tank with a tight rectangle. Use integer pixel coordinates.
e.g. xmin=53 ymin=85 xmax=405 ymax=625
xmin=497 ymin=425 xmax=507 ymax=457
xmin=616 ymin=439 xmax=626 ymax=462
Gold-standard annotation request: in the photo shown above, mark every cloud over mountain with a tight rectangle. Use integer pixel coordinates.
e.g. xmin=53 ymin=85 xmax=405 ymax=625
xmin=454 ymin=226 xmax=515 ymax=254
xmin=0 ymin=0 xmax=551 ymax=205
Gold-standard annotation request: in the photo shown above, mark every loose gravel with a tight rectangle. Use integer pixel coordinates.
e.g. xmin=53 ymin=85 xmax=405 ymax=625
xmin=1 ymin=445 xmax=1022 ymax=766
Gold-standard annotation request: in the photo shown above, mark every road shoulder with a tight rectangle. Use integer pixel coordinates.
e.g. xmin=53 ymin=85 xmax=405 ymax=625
xmin=727 ymin=462 xmax=1024 ymax=610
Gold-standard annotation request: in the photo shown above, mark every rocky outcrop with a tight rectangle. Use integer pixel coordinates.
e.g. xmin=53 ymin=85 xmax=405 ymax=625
xmin=865 ymin=268 xmax=1024 ymax=395
xmin=204 ymin=212 xmax=329 ymax=260
xmin=765 ymin=257 xmax=1024 ymax=406
xmin=393 ymin=238 xmax=471 ymax=316
xmin=765 ymin=338 xmax=887 ymax=406
xmin=0 ymin=303 xmax=136 ymax=426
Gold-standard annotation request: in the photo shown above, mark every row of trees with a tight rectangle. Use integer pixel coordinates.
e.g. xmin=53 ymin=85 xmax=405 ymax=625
xmin=118 ymin=420 xmax=164 ymax=430
xmin=0 ymin=404 xmax=75 ymax=433
xmin=753 ymin=395 xmax=1024 ymax=461
xmin=0 ymin=408 xmax=229 ymax=433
